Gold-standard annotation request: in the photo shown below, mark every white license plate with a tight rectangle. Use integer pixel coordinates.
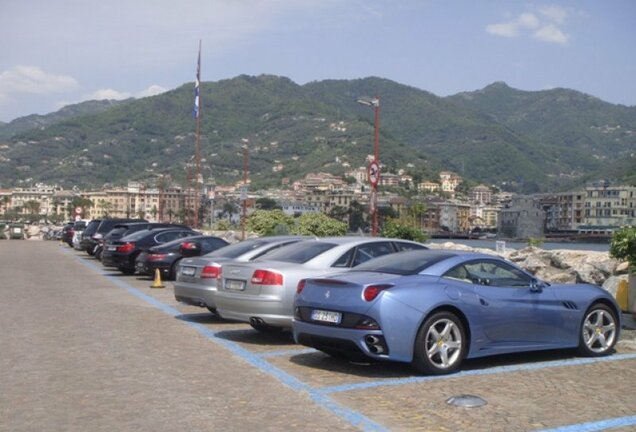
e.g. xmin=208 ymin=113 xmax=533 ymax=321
xmin=181 ymin=266 xmax=196 ymax=276
xmin=311 ymin=309 xmax=341 ymax=324
xmin=225 ymin=279 xmax=245 ymax=291
xmin=108 ymin=246 xmax=116 ymax=251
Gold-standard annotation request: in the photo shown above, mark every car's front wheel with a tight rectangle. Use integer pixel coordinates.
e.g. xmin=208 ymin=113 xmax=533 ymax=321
xmin=412 ymin=311 xmax=466 ymax=375
xmin=578 ymin=303 xmax=618 ymax=357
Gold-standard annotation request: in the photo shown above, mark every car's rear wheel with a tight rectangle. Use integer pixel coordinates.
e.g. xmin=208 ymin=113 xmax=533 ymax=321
xmin=578 ymin=303 xmax=618 ymax=357
xmin=169 ymin=259 xmax=181 ymax=281
xmin=412 ymin=311 xmax=466 ymax=375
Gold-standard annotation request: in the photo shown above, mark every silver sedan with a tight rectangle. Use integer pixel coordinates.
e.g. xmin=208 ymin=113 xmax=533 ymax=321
xmin=173 ymin=236 xmax=306 ymax=313
xmin=215 ymin=236 xmax=427 ymax=332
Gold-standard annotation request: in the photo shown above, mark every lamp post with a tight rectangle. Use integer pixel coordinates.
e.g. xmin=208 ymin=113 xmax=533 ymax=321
xmin=241 ymin=139 xmax=249 ymax=240
xmin=357 ymin=96 xmax=380 ymax=236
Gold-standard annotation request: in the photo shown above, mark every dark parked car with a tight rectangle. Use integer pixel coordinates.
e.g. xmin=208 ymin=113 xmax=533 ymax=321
xmin=107 ymin=227 xmax=200 ymax=275
xmin=79 ymin=219 xmax=101 ymax=253
xmin=101 ymin=222 xmax=191 ymax=265
xmin=135 ymin=235 xmax=229 ymax=280
xmin=61 ymin=221 xmax=75 ymax=246
xmin=82 ymin=218 xmax=146 ymax=257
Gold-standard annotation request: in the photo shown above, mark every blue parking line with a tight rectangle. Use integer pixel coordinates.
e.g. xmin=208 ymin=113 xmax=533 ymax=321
xmin=318 ymin=352 xmax=636 ymax=394
xmin=67 ymin=249 xmax=388 ymax=432
xmin=534 ymin=415 xmax=636 ymax=432
xmin=258 ymin=348 xmax=318 ymax=358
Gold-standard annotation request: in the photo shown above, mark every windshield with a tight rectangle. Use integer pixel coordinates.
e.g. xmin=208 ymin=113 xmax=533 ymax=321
xmin=258 ymin=241 xmax=336 ymax=264
xmin=204 ymin=239 xmax=272 ymax=258
xmin=351 ymin=250 xmax=456 ymax=275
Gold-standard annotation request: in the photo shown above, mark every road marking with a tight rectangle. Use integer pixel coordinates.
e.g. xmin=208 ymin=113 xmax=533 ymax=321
xmin=258 ymin=348 xmax=318 ymax=358
xmin=318 ymin=352 xmax=636 ymax=394
xmin=534 ymin=415 xmax=636 ymax=431
xmin=68 ymin=250 xmax=388 ymax=432
xmin=66 ymin=249 xmax=636 ymax=432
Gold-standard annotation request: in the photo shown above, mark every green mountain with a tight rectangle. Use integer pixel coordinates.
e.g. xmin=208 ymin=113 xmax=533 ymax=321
xmin=447 ymin=82 xmax=636 ymax=187
xmin=1 ymin=75 xmax=634 ymax=191
xmin=0 ymin=99 xmax=131 ymax=141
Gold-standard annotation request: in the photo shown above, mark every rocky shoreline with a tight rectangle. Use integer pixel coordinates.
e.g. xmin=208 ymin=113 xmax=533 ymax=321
xmin=427 ymin=241 xmax=630 ymax=296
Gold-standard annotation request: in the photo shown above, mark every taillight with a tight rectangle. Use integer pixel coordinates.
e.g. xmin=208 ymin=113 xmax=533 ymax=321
xmin=116 ymin=242 xmax=135 ymax=253
xmin=201 ymin=265 xmax=221 ymax=279
xmin=148 ymin=253 xmax=167 ymax=261
xmin=251 ymin=269 xmax=283 ymax=286
xmin=296 ymin=279 xmax=306 ymax=294
xmin=362 ymin=284 xmax=393 ymax=302
xmin=181 ymin=242 xmax=196 ymax=250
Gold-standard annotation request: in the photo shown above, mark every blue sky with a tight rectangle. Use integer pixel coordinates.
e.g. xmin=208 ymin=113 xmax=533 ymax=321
xmin=0 ymin=0 xmax=634 ymax=122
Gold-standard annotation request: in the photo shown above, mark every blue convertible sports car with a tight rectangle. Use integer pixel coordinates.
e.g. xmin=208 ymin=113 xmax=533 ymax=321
xmin=293 ymin=249 xmax=621 ymax=375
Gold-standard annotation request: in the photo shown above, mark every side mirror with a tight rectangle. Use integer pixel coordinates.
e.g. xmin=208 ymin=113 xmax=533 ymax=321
xmin=529 ymin=280 xmax=545 ymax=293
xmin=180 ymin=241 xmax=202 ymax=257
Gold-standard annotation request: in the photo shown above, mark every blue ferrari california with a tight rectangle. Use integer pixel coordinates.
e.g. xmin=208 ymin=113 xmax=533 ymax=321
xmin=293 ymin=249 xmax=621 ymax=374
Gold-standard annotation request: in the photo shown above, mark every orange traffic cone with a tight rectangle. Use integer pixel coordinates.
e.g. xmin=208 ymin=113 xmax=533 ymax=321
xmin=151 ymin=268 xmax=165 ymax=289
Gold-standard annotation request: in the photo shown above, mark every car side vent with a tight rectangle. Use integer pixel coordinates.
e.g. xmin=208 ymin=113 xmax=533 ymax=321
xmin=562 ymin=301 xmax=578 ymax=310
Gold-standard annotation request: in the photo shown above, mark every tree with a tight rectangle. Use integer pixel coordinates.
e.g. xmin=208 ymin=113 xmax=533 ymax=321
xmin=247 ymin=209 xmax=293 ymax=236
xmin=66 ymin=197 xmax=93 ymax=218
xmin=291 ymin=212 xmax=347 ymax=236
xmin=24 ymin=200 xmax=41 ymax=215
xmin=255 ymin=197 xmax=280 ymax=210
xmin=381 ymin=218 xmax=428 ymax=242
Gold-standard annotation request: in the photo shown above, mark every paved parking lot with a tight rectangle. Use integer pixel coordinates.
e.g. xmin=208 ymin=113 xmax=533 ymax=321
xmin=2 ymin=241 xmax=636 ymax=431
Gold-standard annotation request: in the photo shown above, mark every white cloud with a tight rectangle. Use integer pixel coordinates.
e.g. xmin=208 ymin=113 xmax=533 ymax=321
xmin=486 ymin=8 xmax=569 ymax=45
xmin=135 ymin=85 xmax=168 ymax=98
xmin=540 ymin=5 xmax=568 ymax=24
xmin=533 ymin=24 xmax=569 ymax=45
xmin=486 ymin=22 xmax=518 ymax=37
xmin=0 ymin=65 xmax=78 ymax=98
xmin=518 ymin=13 xmax=540 ymax=29
xmin=85 ymin=88 xmax=131 ymax=101
xmin=82 ymin=84 xmax=168 ymax=101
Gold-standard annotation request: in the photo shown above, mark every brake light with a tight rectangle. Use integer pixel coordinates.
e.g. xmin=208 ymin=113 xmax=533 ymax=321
xmin=251 ymin=269 xmax=283 ymax=286
xmin=116 ymin=242 xmax=135 ymax=253
xmin=362 ymin=284 xmax=393 ymax=302
xmin=181 ymin=242 xmax=197 ymax=250
xmin=148 ymin=253 xmax=167 ymax=261
xmin=296 ymin=279 xmax=306 ymax=294
xmin=201 ymin=265 xmax=221 ymax=279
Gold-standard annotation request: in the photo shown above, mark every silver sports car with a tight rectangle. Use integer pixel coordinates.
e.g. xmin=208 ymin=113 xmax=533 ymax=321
xmin=174 ymin=236 xmax=306 ymax=313
xmin=214 ymin=236 xmax=427 ymax=332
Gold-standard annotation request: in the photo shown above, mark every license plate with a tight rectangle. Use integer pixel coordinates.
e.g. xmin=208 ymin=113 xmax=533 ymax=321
xmin=181 ymin=266 xmax=196 ymax=276
xmin=108 ymin=246 xmax=116 ymax=251
xmin=225 ymin=279 xmax=245 ymax=291
xmin=311 ymin=309 xmax=341 ymax=324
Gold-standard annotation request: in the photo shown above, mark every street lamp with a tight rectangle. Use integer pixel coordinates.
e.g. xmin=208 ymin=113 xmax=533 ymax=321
xmin=357 ymin=96 xmax=380 ymax=236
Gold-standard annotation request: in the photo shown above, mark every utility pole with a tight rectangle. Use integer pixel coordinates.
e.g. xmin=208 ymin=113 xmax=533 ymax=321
xmin=241 ymin=140 xmax=249 ymax=240
xmin=357 ymin=96 xmax=380 ymax=236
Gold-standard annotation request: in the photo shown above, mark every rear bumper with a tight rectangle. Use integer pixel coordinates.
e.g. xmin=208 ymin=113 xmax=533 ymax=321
xmin=215 ymin=291 xmax=292 ymax=328
xmin=174 ymin=281 xmax=218 ymax=309
xmin=292 ymin=319 xmax=386 ymax=360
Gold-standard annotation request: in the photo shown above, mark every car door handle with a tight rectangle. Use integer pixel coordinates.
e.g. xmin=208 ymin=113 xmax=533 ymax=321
xmin=479 ymin=298 xmax=489 ymax=306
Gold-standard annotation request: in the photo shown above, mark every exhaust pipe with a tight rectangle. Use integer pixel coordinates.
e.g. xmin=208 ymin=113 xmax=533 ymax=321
xmin=365 ymin=335 xmax=380 ymax=345
xmin=250 ymin=317 xmax=264 ymax=326
xmin=368 ymin=344 xmax=385 ymax=355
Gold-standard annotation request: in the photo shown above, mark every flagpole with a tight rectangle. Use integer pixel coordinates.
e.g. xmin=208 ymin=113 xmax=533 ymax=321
xmin=194 ymin=40 xmax=202 ymax=228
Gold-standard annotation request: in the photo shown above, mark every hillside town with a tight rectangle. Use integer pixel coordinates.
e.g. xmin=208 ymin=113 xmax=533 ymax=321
xmin=2 ymin=155 xmax=635 ymax=240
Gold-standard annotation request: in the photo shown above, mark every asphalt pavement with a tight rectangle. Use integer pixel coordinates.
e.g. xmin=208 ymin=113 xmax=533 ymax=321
xmin=2 ymin=240 xmax=636 ymax=432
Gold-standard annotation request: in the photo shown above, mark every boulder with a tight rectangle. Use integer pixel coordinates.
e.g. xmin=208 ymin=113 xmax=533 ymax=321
xmin=574 ymin=263 xmax=607 ymax=285
xmin=602 ymin=275 xmax=629 ymax=297
xmin=615 ymin=261 xmax=630 ymax=274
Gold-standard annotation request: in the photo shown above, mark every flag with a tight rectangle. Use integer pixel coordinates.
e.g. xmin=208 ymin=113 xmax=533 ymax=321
xmin=193 ymin=41 xmax=201 ymax=118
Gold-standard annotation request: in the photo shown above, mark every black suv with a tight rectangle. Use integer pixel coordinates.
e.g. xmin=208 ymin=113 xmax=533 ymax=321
xmin=101 ymin=222 xmax=191 ymax=267
xmin=108 ymin=227 xmax=200 ymax=275
xmin=82 ymin=218 xmax=146 ymax=256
